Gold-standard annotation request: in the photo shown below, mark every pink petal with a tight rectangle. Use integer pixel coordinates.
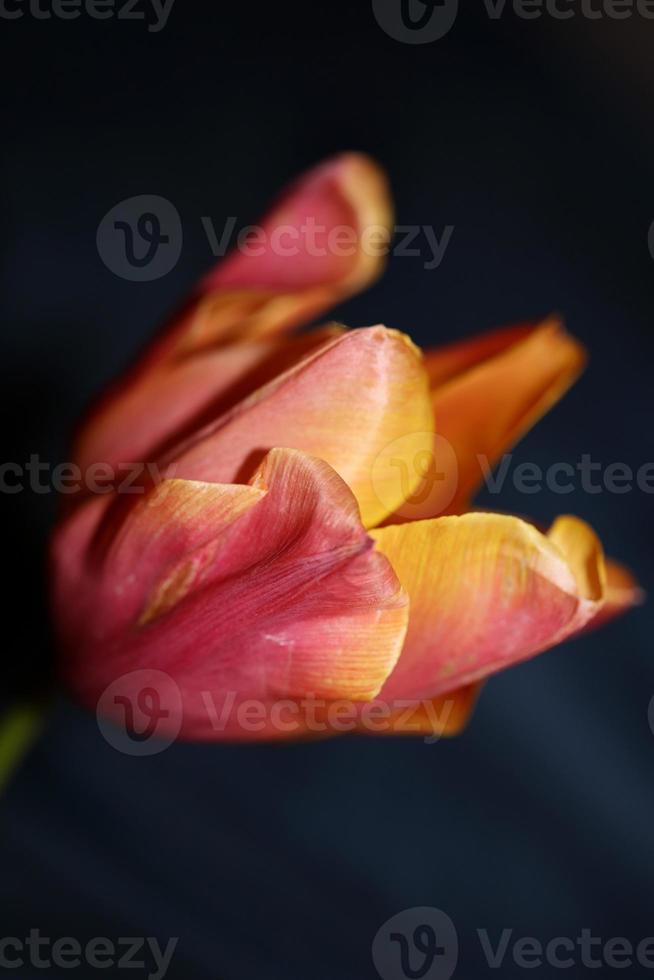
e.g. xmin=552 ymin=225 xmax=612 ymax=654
xmin=53 ymin=449 xmax=409 ymax=741
xmin=157 ymin=326 xmax=434 ymax=529
xmin=72 ymin=153 xmax=392 ymax=476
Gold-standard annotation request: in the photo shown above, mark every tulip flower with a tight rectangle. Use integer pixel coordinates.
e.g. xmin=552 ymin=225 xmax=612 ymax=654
xmin=50 ymin=154 xmax=642 ymax=743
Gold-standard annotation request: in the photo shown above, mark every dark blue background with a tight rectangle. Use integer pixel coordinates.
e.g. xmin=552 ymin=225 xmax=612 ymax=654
xmin=1 ymin=2 xmax=653 ymax=977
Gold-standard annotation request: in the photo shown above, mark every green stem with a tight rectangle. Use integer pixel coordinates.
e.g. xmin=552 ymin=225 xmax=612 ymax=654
xmin=0 ymin=704 xmax=45 ymax=794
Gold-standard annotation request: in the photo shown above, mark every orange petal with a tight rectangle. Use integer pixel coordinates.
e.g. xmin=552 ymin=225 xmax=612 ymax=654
xmin=369 ymin=684 xmax=481 ymax=738
xmin=425 ymin=322 xmax=535 ymax=388
xmin=406 ymin=317 xmax=586 ymax=518
xmin=162 ymin=326 xmax=434 ymax=528
xmin=583 ymin=558 xmax=645 ymax=632
xmin=546 ymin=514 xmax=606 ymax=634
xmin=371 ymin=512 xmax=618 ymax=702
xmin=289 ymin=682 xmax=481 ymax=741
xmin=54 ymin=449 xmax=409 ymax=740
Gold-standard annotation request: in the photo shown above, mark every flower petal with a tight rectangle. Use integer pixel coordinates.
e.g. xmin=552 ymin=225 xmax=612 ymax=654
xmin=371 ymin=512 xmax=614 ymax=702
xmin=72 ymin=326 xmax=343 ymax=477
xmin=72 ymin=153 xmax=392 ymax=473
xmin=51 ymin=477 xmax=265 ymax=644
xmin=546 ymin=514 xmax=605 ymax=633
xmin=288 ymin=683 xmax=481 ymax=740
xmin=583 ymin=558 xmax=645 ymax=632
xmin=54 ymin=449 xmax=409 ymax=740
xmin=141 ymin=153 xmax=392 ymax=361
xmin=425 ymin=321 xmax=535 ymax=388
xmin=162 ymin=326 xmax=434 ymax=528
xmin=368 ymin=684 xmax=481 ymax=738
xmin=204 ymin=152 xmax=393 ymax=299
xmin=407 ymin=318 xmax=586 ymax=518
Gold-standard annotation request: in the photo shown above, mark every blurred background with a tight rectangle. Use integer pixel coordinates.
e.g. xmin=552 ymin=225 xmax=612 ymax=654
xmin=1 ymin=1 xmax=653 ymax=977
